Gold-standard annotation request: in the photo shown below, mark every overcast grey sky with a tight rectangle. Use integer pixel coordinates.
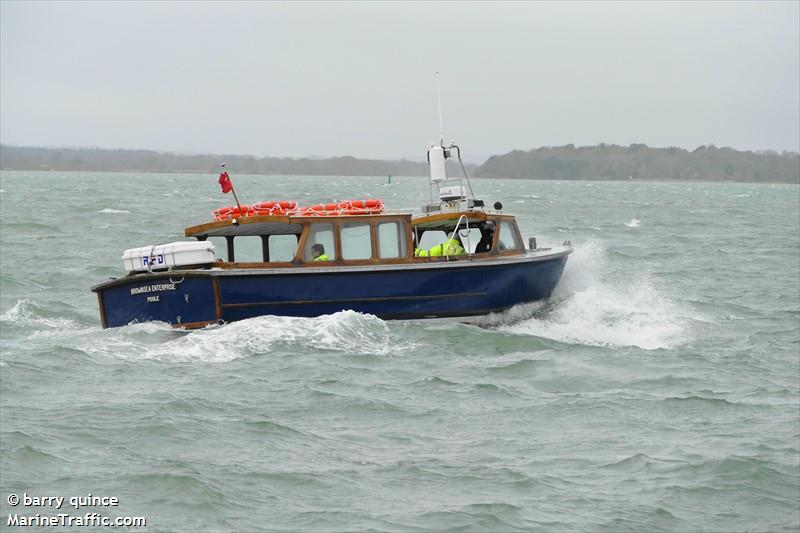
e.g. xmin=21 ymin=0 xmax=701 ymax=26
xmin=1 ymin=1 xmax=798 ymax=162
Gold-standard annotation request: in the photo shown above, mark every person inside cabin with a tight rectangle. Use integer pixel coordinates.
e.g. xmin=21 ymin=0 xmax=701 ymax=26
xmin=311 ymin=243 xmax=330 ymax=261
xmin=415 ymin=231 xmax=466 ymax=258
xmin=475 ymin=221 xmax=495 ymax=254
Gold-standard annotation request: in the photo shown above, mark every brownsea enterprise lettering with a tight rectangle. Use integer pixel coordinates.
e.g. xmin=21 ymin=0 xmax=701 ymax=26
xmin=130 ymin=283 xmax=176 ymax=295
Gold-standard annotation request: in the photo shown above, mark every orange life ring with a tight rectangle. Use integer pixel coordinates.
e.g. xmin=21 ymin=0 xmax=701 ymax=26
xmin=252 ymin=200 xmax=297 ymax=210
xmin=294 ymin=199 xmax=384 ymax=216
xmin=343 ymin=199 xmax=383 ymax=210
xmin=300 ymin=204 xmax=336 ymax=216
xmin=252 ymin=201 xmax=276 ymax=211
xmin=251 ymin=200 xmax=298 ymax=216
xmin=212 ymin=206 xmax=235 ymax=220
xmin=212 ymin=205 xmax=251 ymax=220
xmin=338 ymin=199 xmax=384 ymax=213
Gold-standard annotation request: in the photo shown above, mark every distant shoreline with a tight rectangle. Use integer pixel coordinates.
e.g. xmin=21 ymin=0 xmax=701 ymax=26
xmin=1 ymin=143 xmax=797 ymax=184
xmin=2 ymin=168 xmax=797 ymax=186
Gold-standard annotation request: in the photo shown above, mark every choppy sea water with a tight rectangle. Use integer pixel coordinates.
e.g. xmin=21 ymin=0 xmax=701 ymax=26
xmin=0 ymin=171 xmax=798 ymax=532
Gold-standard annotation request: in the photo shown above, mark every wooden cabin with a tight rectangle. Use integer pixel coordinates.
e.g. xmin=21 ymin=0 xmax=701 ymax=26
xmin=182 ymin=211 xmax=528 ymax=269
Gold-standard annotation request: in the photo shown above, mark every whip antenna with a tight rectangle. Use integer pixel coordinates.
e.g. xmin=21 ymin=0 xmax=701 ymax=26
xmin=436 ymin=71 xmax=444 ymax=145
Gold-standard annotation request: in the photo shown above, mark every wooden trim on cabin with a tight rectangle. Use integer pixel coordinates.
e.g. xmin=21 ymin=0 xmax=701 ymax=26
xmin=216 ymin=261 xmax=296 ymax=269
xmin=296 ymin=220 xmax=339 ymax=262
xmin=410 ymin=212 xmax=527 ymax=256
xmin=185 ymin=215 xmax=294 ymax=237
xmin=511 ymin=223 xmax=526 ymax=251
xmin=336 ymin=218 xmax=379 ymax=263
xmin=186 ymin=211 xmax=516 ymax=239
xmin=412 ymin=211 xmax=478 ymax=225
xmin=493 ymin=248 xmax=527 ymax=258
xmin=411 ymin=210 xmax=499 ymax=226
xmin=190 ymin=211 xmax=528 ymax=271
xmin=491 ymin=223 xmax=501 ymax=253
xmin=370 ymin=219 xmax=413 ymax=260
xmin=212 ymin=277 xmax=223 ymax=321
xmin=491 ymin=219 xmax=525 ymax=254
xmin=406 ymin=220 xmax=415 ymax=259
xmin=184 ymin=213 xmax=405 ymax=238
xmin=370 ymin=221 xmax=379 ymax=260
xmin=96 ymin=292 xmax=107 ymax=329
xmin=293 ymin=224 xmax=310 ymax=263
xmin=332 ymin=220 xmax=343 ymax=261
xmin=411 ymin=212 xmax=519 ymax=226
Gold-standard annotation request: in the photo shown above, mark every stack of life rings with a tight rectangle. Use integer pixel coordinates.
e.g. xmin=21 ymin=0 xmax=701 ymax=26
xmin=299 ymin=199 xmax=384 ymax=216
xmin=212 ymin=199 xmax=383 ymax=221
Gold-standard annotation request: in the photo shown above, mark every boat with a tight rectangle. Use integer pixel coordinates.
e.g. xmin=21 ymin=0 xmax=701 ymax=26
xmin=91 ymin=141 xmax=572 ymax=329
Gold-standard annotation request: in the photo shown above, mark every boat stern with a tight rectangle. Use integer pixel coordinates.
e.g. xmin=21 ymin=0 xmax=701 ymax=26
xmin=93 ymin=274 xmax=219 ymax=329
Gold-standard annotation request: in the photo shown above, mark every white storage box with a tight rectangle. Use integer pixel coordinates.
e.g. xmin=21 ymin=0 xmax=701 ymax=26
xmin=122 ymin=241 xmax=215 ymax=273
xmin=439 ymin=185 xmax=466 ymax=201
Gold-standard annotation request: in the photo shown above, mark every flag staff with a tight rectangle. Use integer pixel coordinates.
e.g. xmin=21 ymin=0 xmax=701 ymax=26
xmin=219 ymin=163 xmax=242 ymax=210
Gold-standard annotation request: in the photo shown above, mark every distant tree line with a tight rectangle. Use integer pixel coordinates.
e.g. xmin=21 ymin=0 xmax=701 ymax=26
xmin=0 ymin=145 xmax=434 ymax=177
xmin=1 ymin=143 xmax=798 ymax=183
xmin=475 ymin=143 xmax=799 ymax=183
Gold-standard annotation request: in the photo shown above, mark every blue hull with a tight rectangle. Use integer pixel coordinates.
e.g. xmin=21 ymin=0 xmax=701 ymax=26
xmin=94 ymin=254 xmax=568 ymax=328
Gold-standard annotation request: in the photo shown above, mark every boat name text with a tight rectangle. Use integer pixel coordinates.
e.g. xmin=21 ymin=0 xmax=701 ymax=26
xmin=130 ymin=284 xmax=176 ymax=295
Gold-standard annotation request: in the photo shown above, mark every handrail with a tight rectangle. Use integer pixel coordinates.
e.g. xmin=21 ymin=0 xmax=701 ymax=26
xmin=449 ymin=214 xmax=471 ymax=260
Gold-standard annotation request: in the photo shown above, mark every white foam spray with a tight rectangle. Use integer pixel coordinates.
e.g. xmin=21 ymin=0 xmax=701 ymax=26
xmin=500 ymin=240 xmax=692 ymax=350
xmin=91 ymin=311 xmax=419 ymax=363
xmin=0 ymin=299 xmax=85 ymax=331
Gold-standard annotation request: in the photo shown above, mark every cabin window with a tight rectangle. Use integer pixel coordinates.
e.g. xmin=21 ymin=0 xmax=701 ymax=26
xmin=456 ymin=227 xmax=483 ymax=254
xmin=416 ymin=230 xmax=447 ymax=251
xmin=208 ymin=237 xmax=228 ymax=261
xmin=341 ymin=222 xmax=373 ymax=260
xmin=304 ymin=223 xmax=335 ymax=262
xmin=269 ymin=234 xmax=299 ymax=262
xmin=377 ymin=222 xmax=406 ymax=258
xmin=232 ymin=236 xmax=264 ymax=262
xmin=498 ymin=221 xmax=522 ymax=251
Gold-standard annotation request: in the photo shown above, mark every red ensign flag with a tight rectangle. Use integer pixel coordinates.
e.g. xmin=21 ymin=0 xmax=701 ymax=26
xmin=218 ymin=171 xmax=233 ymax=193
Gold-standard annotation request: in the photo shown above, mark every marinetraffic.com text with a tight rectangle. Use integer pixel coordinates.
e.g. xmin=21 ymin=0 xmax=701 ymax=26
xmin=7 ymin=493 xmax=146 ymax=528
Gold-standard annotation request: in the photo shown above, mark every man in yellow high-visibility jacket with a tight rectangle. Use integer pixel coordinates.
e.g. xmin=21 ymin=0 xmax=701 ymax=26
xmin=311 ymin=243 xmax=330 ymax=261
xmin=415 ymin=234 xmax=466 ymax=257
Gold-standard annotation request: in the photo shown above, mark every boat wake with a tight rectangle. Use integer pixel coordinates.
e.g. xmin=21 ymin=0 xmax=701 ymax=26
xmin=1 ymin=298 xmax=423 ymax=363
xmin=495 ymin=240 xmax=695 ymax=350
xmin=100 ymin=311 xmax=418 ymax=363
